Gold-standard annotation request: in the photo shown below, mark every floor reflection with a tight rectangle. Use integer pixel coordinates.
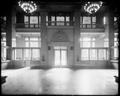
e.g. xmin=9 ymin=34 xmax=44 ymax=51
xmin=1 ymin=67 xmax=118 ymax=95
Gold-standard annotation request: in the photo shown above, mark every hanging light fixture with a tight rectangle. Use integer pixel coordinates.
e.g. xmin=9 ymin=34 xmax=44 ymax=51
xmin=18 ymin=1 xmax=37 ymax=14
xmin=84 ymin=1 xmax=103 ymax=14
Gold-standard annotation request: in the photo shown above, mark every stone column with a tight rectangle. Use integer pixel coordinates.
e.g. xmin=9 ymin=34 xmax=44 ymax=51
xmin=6 ymin=5 xmax=17 ymax=60
xmin=74 ymin=10 xmax=80 ymax=65
xmin=40 ymin=11 xmax=48 ymax=65
xmin=11 ymin=6 xmax=17 ymax=60
xmin=6 ymin=8 xmax=12 ymax=60
xmin=108 ymin=13 xmax=114 ymax=60
xmin=105 ymin=10 xmax=114 ymax=62
xmin=12 ymin=5 xmax=16 ymax=46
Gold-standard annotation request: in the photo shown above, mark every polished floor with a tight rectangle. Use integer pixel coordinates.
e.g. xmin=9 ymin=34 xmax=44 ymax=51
xmin=1 ymin=67 xmax=118 ymax=95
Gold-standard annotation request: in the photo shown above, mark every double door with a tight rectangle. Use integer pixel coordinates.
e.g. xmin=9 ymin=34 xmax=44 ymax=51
xmin=54 ymin=46 xmax=67 ymax=66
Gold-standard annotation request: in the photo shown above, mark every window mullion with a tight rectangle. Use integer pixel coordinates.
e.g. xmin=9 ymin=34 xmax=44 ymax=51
xmin=38 ymin=16 xmax=39 ymax=27
xmin=55 ymin=15 xmax=56 ymax=26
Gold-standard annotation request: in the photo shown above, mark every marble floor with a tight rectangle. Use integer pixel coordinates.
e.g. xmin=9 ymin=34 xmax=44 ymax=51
xmin=1 ymin=67 xmax=118 ymax=95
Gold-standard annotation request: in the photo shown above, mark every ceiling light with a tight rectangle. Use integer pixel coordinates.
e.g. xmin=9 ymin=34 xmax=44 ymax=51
xmin=84 ymin=1 xmax=103 ymax=14
xmin=18 ymin=1 xmax=37 ymax=14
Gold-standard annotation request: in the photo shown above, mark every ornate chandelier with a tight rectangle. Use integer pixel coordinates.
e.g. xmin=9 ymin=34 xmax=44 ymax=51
xmin=84 ymin=1 xmax=103 ymax=14
xmin=18 ymin=1 xmax=37 ymax=14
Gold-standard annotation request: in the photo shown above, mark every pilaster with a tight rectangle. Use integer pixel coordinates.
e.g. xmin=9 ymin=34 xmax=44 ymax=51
xmin=40 ymin=11 xmax=48 ymax=65
xmin=74 ymin=10 xmax=80 ymax=64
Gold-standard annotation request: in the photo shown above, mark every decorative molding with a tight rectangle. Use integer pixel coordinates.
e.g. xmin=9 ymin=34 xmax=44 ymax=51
xmin=51 ymin=29 xmax=69 ymax=42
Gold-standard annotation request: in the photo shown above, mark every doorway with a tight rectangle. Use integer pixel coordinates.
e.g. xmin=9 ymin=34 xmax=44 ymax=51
xmin=54 ymin=46 xmax=67 ymax=66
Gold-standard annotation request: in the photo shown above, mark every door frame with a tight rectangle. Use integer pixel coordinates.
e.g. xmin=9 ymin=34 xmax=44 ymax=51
xmin=48 ymin=42 xmax=73 ymax=67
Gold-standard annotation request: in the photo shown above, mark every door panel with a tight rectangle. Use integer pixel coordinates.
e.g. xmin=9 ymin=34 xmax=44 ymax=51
xmin=55 ymin=50 xmax=60 ymax=66
xmin=61 ymin=50 xmax=67 ymax=65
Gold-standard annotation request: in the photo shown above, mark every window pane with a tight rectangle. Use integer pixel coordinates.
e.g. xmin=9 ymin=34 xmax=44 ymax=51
xmin=98 ymin=49 xmax=106 ymax=60
xmin=103 ymin=17 xmax=106 ymax=25
xmin=87 ymin=24 xmax=91 ymax=28
xmin=103 ymin=50 xmax=107 ymax=60
xmin=83 ymin=17 xmax=91 ymax=24
xmin=114 ymin=17 xmax=117 ymax=22
xmin=1 ymin=46 xmax=6 ymax=60
xmin=3 ymin=16 xmax=6 ymax=21
xmin=104 ymin=38 xmax=108 ymax=41
xmin=90 ymin=49 xmax=97 ymax=60
xmin=56 ymin=16 xmax=64 ymax=25
xmin=32 ymin=49 xmax=40 ymax=60
xmin=2 ymin=41 xmax=6 ymax=46
xmin=114 ymin=42 xmax=118 ymax=47
xmin=55 ymin=50 xmax=60 ymax=65
xmin=24 ymin=49 xmax=31 ymax=60
xmin=92 ymin=38 xmax=95 ymax=41
xmin=83 ymin=41 xmax=91 ymax=47
xmin=114 ymin=48 xmax=118 ymax=58
xmin=92 ymin=16 xmax=96 ymax=22
xmin=30 ymin=38 xmax=38 ymax=41
xmin=83 ymin=37 xmax=91 ymax=41
xmin=104 ymin=42 xmax=109 ymax=47
xmin=56 ymin=16 xmax=64 ymax=21
xmin=30 ymin=16 xmax=38 ymax=24
xmin=107 ymin=50 xmax=109 ymax=60
xmin=81 ymin=49 xmax=89 ymax=60
xmin=51 ymin=16 xmax=55 ymax=21
xmin=80 ymin=42 xmax=83 ymax=47
xmin=24 ymin=16 xmax=28 ymax=24
xmin=54 ymin=46 xmax=67 ymax=50
xmin=114 ymin=37 xmax=117 ymax=42
xmin=46 ymin=16 xmax=48 ymax=21
xmin=66 ymin=16 xmax=70 ymax=26
xmin=30 ymin=24 xmax=34 ymax=27
xmin=104 ymin=38 xmax=109 ymax=47
xmin=80 ymin=37 xmax=91 ymax=47
xmin=3 ymin=37 xmax=6 ymax=41
xmin=92 ymin=42 xmax=95 ymax=47
xmin=61 ymin=50 xmax=67 ymax=65
xmin=30 ymin=42 xmax=38 ymax=47
xmin=51 ymin=16 xmax=55 ymax=25
xmin=25 ymin=42 xmax=29 ymax=47
xmin=66 ymin=16 xmax=69 ymax=21
xmin=12 ymin=38 xmax=16 ymax=47
xmin=15 ymin=49 xmax=22 ymax=60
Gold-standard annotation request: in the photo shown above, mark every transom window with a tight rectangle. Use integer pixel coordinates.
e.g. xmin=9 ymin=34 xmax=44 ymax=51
xmin=80 ymin=16 xmax=96 ymax=28
xmin=25 ymin=37 xmax=41 ymax=47
xmin=80 ymin=37 xmax=95 ymax=47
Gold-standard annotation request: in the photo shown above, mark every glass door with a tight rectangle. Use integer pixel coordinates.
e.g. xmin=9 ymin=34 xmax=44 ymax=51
xmin=54 ymin=46 xmax=67 ymax=66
